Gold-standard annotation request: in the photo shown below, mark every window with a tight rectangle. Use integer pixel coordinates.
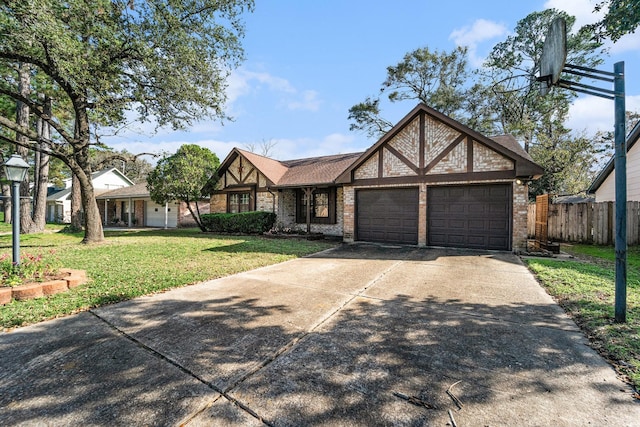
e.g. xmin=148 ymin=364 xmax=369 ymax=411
xmin=229 ymin=192 xmax=251 ymax=213
xmin=296 ymin=188 xmax=336 ymax=224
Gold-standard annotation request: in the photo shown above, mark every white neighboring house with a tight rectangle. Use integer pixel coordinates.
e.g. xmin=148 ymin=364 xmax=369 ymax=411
xmin=95 ymin=182 xmax=209 ymax=228
xmin=46 ymin=167 xmax=134 ymax=223
xmin=589 ymin=121 xmax=640 ymax=202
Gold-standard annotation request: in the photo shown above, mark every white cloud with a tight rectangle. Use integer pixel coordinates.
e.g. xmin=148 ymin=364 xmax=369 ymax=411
xmin=567 ymin=94 xmax=640 ymax=135
xmin=544 ymin=0 xmax=603 ymax=28
xmin=449 ymin=19 xmax=508 ymax=66
xmin=287 ymin=90 xmax=321 ymax=112
xmin=226 ymin=69 xmax=296 ymax=103
xmin=227 ymin=67 xmax=322 ymax=113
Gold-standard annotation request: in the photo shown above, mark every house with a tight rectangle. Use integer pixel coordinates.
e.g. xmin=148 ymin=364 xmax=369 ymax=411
xmin=588 ymin=120 xmax=640 ymax=202
xmin=212 ymin=103 xmax=543 ymax=251
xmin=46 ymin=167 xmax=134 ymax=223
xmin=95 ymin=183 xmax=209 ymax=228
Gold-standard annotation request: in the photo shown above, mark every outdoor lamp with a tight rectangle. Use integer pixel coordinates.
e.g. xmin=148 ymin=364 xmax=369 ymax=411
xmin=4 ymin=154 xmax=30 ymax=183
xmin=3 ymin=154 xmax=30 ymax=265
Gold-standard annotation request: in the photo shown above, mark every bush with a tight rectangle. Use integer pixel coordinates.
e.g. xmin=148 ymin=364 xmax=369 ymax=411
xmin=201 ymin=211 xmax=277 ymax=234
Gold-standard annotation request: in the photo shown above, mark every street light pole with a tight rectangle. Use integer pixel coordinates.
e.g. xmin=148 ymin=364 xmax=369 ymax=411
xmin=11 ymin=180 xmax=20 ymax=265
xmin=2 ymin=154 xmax=30 ymax=266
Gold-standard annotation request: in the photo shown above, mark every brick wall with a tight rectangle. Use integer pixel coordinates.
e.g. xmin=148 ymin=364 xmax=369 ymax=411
xmin=277 ymin=188 xmax=344 ymax=236
xmin=210 ymin=194 xmax=226 ymax=214
xmin=256 ymin=191 xmax=277 ymax=213
xmin=512 ymin=182 xmax=529 ymax=252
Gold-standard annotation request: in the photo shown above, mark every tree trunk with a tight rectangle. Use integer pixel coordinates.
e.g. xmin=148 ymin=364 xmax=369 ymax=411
xmin=70 ymin=173 xmax=82 ymax=229
xmin=27 ymin=96 xmax=52 ymax=233
xmin=15 ymin=63 xmax=36 ymax=234
xmin=185 ymin=199 xmax=205 ymax=231
xmin=79 ymin=175 xmax=104 ymax=243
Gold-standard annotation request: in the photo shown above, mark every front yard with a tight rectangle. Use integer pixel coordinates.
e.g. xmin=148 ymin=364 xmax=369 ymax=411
xmin=0 ymin=228 xmax=336 ymax=330
xmin=525 ymin=245 xmax=640 ymax=393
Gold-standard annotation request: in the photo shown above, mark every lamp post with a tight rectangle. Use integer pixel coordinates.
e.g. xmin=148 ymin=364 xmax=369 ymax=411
xmin=3 ymin=154 xmax=30 ymax=266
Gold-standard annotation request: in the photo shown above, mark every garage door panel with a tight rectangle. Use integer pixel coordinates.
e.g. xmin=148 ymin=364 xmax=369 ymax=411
xmin=428 ymin=184 xmax=511 ymax=250
xmin=357 ymin=188 xmax=418 ymax=245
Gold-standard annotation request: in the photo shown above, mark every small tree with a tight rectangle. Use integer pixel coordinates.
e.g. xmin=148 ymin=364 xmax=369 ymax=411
xmin=147 ymin=145 xmax=219 ymax=231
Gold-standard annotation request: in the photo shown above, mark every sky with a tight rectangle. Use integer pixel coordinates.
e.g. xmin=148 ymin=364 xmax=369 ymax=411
xmin=103 ymin=0 xmax=640 ymax=162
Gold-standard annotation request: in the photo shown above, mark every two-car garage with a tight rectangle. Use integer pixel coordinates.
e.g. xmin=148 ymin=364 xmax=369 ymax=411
xmin=355 ymin=184 xmax=512 ymax=251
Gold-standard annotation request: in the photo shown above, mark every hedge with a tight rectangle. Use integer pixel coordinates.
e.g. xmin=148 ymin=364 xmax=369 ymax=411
xmin=200 ymin=211 xmax=277 ymax=233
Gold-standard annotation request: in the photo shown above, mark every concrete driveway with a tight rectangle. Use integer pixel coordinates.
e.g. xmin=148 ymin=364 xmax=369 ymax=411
xmin=1 ymin=244 xmax=638 ymax=426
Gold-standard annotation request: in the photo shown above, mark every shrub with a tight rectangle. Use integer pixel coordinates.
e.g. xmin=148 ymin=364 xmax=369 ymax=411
xmin=201 ymin=211 xmax=277 ymax=234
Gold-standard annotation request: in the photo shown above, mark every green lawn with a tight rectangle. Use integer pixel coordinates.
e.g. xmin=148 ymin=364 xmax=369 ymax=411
xmin=525 ymin=245 xmax=640 ymax=392
xmin=0 ymin=228 xmax=337 ymax=329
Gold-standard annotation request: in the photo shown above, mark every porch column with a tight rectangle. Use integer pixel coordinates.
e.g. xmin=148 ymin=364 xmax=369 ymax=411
xmin=164 ymin=202 xmax=169 ymax=229
xmin=303 ymin=187 xmax=315 ymax=234
xmin=104 ymin=199 xmax=109 ymax=226
xmin=128 ymin=198 xmax=132 ymax=228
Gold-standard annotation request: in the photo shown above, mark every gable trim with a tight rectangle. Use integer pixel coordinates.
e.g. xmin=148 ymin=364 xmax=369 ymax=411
xmin=337 ymin=103 xmax=543 ymax=184
xmin=424 ymin=133 xmax=466 ymax=174
xmin=384 ymin=144 xmax=420 ymax=175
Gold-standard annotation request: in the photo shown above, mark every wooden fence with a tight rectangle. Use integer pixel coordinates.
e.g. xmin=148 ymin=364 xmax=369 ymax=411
xmin=527 ymin=201 xmax=640 ymax=245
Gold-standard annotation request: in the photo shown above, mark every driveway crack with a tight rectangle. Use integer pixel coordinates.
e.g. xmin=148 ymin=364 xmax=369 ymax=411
xmin=88 ymin=310 xmax=273 ymax=427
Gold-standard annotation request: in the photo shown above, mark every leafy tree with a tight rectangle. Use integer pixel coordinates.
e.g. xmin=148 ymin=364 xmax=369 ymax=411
xmin=0 ymin=0 xmax=253 ymax=243
xmin=480 ymin=9 xmax=604 ymax=150
xmin=147 ymin=144 xmax=220 ymax=232
xmin=348 ymin=46 xmax=470 ymax=138
xmin=588 ymin=0 xmax=640 ymax=41
xmin=89 ymin=148 xmax=155 ymax=184
xmin=474 ymin=9 xmax=605 ymax=196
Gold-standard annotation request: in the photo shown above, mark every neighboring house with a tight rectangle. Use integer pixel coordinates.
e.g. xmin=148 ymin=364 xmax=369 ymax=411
xmin=212 ymin=103 xmax=543 ymax=252
xmin=46 ymin=167 xmax=134 ymax=223
xmin=588 ymin=121 xmax=640 ymax=202
xmin=95 ymin=183 xmax=209 ymax=228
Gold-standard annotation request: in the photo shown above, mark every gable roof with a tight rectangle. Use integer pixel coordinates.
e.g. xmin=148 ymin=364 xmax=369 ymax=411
xmin=588 ymin=120 xmax=640 ymax=194
xmin=217 ymin=148 xmax=363 ymax=188
xmin=218 ymin=148 xmax=289 ymax=185
xmin=92 ymin=167 xmax=135 ymax=186
xmin=277 ymin=152 xmax=363 ymax=187
xmin=95 ymin=183 xmax=150 ymax=199
xmin=337 ymin=103 xmax=543 ymax=183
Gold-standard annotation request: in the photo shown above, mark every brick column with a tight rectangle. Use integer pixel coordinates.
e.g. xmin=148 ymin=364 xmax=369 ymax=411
xmin=343 ymin=186 xmax=355 ymax=242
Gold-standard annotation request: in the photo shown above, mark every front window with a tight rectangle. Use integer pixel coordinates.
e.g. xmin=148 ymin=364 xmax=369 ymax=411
xmin=229 ymin=192 xmax=251 ymax=213
xmin=296 ymin=188 xmax=336 ymax=224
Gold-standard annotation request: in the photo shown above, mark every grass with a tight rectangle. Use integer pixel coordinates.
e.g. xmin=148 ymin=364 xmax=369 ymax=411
xmin=0 ymin=228 xmax=337 ymax=329
xmin=525 ymin=244 xmax=640 ymax=392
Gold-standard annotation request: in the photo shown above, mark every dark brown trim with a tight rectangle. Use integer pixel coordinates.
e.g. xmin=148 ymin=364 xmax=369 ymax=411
xmin=336 ymin=103 xmax=543 ymax=184
xmin=241 ymin=166 xmax=256 ymax=184
xmin=353 ymin=170 xmax=515 ymax=186
xmin=226 ymin=170 xmax=240 ymax=186
xmin=377 ymin=149 xmax=383 ymax=179
xmin=419 ymin=112 xmax=425 ymax=171
xmin=467 ymin=137 xmax=473 ymax=173
xmin=295 ymin=187 xmax=337 ymax=225
xmin=384 ymin=144 xmax=420 ymax=174
xmin=424 ymin=133 xmax=466 ymax=173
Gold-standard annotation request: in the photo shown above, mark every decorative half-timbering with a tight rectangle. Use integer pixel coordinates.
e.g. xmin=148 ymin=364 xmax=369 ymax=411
xmin=337 ymin=103 xmax=543 ymax=251
xmin=213 ymin=103 xmax=543 ymax=251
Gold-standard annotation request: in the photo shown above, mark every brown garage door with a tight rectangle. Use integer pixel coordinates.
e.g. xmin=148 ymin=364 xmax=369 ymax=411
xmin=357 ymin=188 xmax=419 ymax=245
xmin=428 ymin=184 xmax=511 ymax=250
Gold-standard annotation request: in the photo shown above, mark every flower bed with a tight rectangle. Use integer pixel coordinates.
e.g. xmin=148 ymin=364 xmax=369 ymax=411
xmin=0 ymin=268 xmax=88 ymax=305
xmin=1 ymin=252 xmax=88 ymax=305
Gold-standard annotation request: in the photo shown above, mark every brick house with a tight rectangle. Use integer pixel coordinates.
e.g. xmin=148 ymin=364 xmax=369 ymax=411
xmin=212 ymin=103 xmax=543 ymax=251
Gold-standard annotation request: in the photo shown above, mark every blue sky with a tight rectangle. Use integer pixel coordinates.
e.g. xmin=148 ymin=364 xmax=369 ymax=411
xmin=104 ymin=0 xmax=640 ymax=162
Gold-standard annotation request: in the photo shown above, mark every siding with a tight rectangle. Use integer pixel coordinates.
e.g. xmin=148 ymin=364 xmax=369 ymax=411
xmin=596 ymin=140 xmax=640 ymax=202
